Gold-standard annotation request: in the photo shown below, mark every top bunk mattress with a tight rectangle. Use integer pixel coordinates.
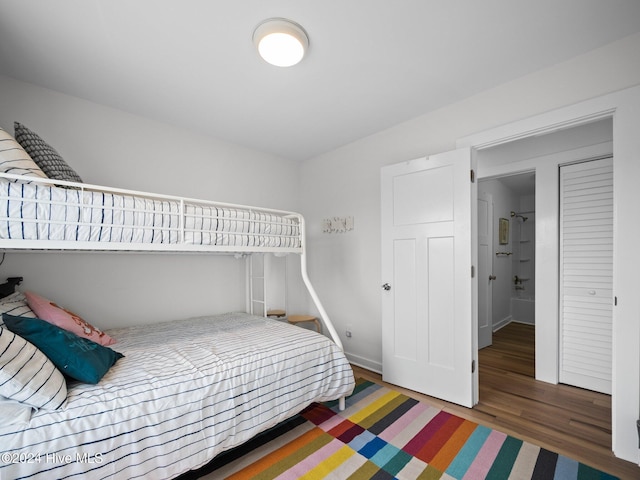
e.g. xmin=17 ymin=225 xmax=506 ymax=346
xmin=0 ymin=312 xmax=355 ymax=480
xmin=0 ymin=177 xmax=302 ymax=253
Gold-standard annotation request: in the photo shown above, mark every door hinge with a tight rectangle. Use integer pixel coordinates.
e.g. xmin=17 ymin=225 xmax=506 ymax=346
xmin=472 ymin=359 xmax=476 ymax=373
xmin=470 ymin=169 xmax=475 ymax=183
xmin=471 ymin=265 xmax=475 ymax=278
xmin=614 ymin=296 xmax=617 ymax=306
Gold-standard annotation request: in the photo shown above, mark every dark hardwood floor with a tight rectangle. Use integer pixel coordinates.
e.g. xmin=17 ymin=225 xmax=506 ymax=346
xmin=352 ymin=322 xmax=639 ymax=479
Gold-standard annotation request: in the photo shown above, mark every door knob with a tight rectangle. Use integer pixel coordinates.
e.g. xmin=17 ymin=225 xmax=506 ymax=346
xmin=489 ymin=275 xmax=496 ymax=280
xmin=382 ymin=283 xmax=391 ymax=291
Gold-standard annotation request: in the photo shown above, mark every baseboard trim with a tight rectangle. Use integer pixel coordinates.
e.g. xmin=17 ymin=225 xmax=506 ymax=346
xmin=493 ymin=315 xmax=513 ymax=332
xmin=345 ymin=352 xmax=382 ymax=375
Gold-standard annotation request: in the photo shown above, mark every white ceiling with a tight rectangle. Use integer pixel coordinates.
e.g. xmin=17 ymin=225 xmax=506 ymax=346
xmin=1 ymin=1 xmax=639 ymax=161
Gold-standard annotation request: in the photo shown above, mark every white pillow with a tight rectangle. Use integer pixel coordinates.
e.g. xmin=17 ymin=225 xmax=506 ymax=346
xmin=0 ymin=292 xmax=37 ymax=323
xmin=0 ymin=395 xmax=33 ymax=427
xmin=0 ymin=326 xmax=67 ymax=410
xmin=0 ymin=127 xmax=47 ymax=179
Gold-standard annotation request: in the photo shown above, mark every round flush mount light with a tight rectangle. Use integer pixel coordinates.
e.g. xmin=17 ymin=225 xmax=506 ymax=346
xmin=253 ymin=18 xmax=309 ymax=67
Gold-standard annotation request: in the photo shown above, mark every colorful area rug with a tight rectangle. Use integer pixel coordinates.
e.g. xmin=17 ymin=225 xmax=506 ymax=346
xmin=200 ymin=379 xmax=617 ymax=479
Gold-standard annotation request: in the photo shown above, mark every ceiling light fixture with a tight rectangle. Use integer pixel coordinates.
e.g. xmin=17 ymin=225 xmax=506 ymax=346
xmin=253 ymin=18 xmax=309 ymax=67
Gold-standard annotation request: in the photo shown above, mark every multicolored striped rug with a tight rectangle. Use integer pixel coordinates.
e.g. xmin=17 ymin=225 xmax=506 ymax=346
xmin=200 ymin=379 xmax=617 ymax=479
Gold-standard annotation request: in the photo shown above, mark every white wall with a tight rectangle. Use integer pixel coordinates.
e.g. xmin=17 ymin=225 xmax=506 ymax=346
xmin=299 ymin=32 xmax=640 ymax=373
xmin=0 ymin=74 xmax=301 ymax=327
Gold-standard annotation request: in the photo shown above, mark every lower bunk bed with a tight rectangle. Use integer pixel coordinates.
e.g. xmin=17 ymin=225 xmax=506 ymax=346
xmin=0 ymin=129 xmax=353 ymax=478
xmin=0 ymin=308 xmax=355 ymax=479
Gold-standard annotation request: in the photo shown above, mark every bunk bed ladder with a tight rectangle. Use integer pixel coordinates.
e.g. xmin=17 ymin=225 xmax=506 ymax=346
xmin=247 ymin=254 xmax=267 ymax=317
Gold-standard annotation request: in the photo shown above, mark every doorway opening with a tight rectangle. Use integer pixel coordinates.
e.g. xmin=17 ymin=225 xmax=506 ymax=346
xmin=478 ymin=172 xmax=536 ymax=378
xmin=473 ymin=123 xmax=615 ymax=456
xmin=455 ymin=87 xmax=640 ymax=461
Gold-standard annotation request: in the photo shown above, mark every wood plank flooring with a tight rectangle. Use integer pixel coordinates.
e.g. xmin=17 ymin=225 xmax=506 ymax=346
xmin=352 ymin=322 xmax=639 ymax=479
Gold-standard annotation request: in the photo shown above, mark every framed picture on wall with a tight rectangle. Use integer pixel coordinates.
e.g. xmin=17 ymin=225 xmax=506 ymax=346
xmin=499 ymin=218 xmax=509 ymax=245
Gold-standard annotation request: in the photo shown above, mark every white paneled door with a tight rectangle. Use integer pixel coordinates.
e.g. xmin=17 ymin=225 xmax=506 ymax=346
xmin=559 ymin=157 xmax=613 ymax=394
xmin=477 ymin=191 xmax=493 ymax=350
xmin=381 ymin=148 xmax=477 ymax=408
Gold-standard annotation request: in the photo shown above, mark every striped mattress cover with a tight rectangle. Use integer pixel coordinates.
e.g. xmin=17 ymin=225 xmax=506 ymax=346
xmin=0 ymin=312 xmax=355 ymax=480
xmin=0 ymin=179 xmax=301 ymax=249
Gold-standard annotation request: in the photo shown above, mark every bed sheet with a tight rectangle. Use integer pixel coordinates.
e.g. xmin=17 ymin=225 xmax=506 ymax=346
xmin=0 ymin=313 xmax=354 ymax=479
xmin=0 ymin=180 xmax=301 ymax=248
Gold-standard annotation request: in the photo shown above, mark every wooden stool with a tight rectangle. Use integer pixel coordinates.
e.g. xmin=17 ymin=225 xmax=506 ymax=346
xmin=267 ymin=309 xmax=286 ymax=318
xmin=287 ymin=314 xmax=321 ymax=333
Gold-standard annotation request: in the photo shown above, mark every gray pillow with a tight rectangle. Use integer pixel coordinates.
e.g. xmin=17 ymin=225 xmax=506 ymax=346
xmin=14 ymin=122 xmax=82 ymax=183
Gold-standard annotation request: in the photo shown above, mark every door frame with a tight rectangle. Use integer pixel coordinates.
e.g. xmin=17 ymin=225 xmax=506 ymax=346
xmin=456 ymin=85 xmax=640 ymax=463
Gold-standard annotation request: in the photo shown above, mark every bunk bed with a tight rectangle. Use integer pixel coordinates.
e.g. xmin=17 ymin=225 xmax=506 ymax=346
xmin=0 ymin=171 xmax=354 ymax=479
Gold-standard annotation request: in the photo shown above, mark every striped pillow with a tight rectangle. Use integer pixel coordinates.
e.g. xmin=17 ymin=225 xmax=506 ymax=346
xmin=0 ymin=127 xmax=47 ymax=180
xmin=0 ymin=292 xmax=37 ymax=325
xmin=0 ymin=326 xmax=67 ymax=410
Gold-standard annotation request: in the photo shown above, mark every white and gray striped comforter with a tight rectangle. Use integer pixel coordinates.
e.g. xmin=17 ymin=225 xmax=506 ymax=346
xmin=0 ymin=313 xmax=355 ymax=479
xmin=0 ymin=180 xmax=301 ymax=248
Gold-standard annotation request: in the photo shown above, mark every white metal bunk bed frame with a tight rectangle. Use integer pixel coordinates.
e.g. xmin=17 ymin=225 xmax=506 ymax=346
xmin=0 ymin=172 xmax=344 ymax=356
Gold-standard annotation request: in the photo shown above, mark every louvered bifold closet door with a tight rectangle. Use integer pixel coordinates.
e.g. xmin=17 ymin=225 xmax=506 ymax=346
xmin=559 ymin=157 xmax=613 ymax=395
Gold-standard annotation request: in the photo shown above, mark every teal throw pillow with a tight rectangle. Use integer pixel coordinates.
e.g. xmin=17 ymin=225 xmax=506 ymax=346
xmin=2 ymin=314 xmax=123 ymax=384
